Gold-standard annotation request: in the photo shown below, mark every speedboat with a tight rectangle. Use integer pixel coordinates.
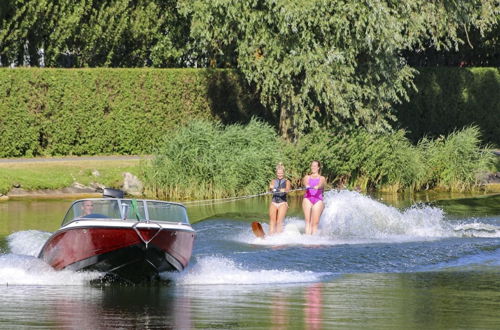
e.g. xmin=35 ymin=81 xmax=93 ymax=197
xmin=38 ymin=189 xmax=195 ymax=283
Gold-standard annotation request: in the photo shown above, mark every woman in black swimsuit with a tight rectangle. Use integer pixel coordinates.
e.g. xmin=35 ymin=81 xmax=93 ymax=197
xmin=269 ymin=163 xmax=291 ymax=235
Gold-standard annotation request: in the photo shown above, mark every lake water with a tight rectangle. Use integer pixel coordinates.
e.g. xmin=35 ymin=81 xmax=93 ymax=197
xmin=1 ymin=191 xmax=499 ymax=329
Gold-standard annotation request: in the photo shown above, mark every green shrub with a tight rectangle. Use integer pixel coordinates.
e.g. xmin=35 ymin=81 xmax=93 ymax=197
xmin=420 ymin=126 xmax=495 ymax=191
xmin=142 ymin=121 xmax=494 ymax=199
xmin=291 ymin=129 xmax=424 ymax=191
xmin=288 ymin=126 xmax=492 ymax=193
xmin=355 ymin=130 xmax=425 ymax=191
xmin=142 ymin=119 xmax=287 ymax=200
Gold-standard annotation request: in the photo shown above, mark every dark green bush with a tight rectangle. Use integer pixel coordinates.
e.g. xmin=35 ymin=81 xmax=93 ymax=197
xmin=1 ymin=67 xmax=498 ymax=159
xmin=395 ymin=67 xmax=500 ymax=147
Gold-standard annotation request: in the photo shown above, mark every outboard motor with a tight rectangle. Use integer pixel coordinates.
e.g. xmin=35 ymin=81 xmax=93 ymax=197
xmin=103 ymin=188 xmax=125 ymax=199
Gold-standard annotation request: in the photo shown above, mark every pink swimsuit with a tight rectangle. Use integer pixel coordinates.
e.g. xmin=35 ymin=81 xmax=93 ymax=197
xmin=305 ymin=177 xmax=323 ymax=204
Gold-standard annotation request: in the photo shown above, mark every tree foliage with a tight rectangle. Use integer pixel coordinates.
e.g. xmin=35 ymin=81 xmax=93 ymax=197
xmin=0 ymin=0 xmax=191 ymax=67
xmin=182 ymin=0 xmax=499 ymax=138
xmin=0 ymin=0 xmax=498 ymax=138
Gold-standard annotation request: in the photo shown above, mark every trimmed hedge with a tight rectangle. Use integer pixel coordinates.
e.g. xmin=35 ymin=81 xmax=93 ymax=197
xmin=0 ymin=68 xmax=266 ymax=157
xmin=395 ymin=67 xmax=500 ymax=147
xmin=1 ymin=67 xmax=498 ymax=158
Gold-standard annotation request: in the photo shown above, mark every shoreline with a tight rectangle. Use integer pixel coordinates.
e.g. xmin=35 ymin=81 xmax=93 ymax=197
xmin=0 ymin=155 xmax=148 ymax=163
xmin=1 ymin=154 xmax=498 ymax=201
xmin=2 ymin=187 xmax=101 ymax=200
xmin=2 ymin=183 xmax=499 ymax=202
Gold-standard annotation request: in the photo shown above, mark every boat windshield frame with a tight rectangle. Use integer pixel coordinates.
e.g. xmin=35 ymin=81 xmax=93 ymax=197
xmin=61 ymin=198 xmax=190 ymax=226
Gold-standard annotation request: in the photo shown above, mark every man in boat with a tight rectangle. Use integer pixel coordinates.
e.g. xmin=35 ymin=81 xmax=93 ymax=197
xmin=81 ymin=200 xmax=94 ymax=216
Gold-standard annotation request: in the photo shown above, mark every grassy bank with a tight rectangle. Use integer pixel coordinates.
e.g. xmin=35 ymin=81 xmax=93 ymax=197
xmin=0 ymin=152 xmax=497 ymax=200
xmin=0 ymin=124 xmax=498 ymax=200
xmin=0 ymin=158 xmax=141 ymax=196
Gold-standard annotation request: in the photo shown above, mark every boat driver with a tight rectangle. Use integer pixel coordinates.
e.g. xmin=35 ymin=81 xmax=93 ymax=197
xmin=81 ymin=200 xmax=94 ymax=216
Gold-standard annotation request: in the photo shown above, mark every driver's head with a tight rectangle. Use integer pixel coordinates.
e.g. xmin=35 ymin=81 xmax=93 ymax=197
xmin=81 ymin=200 xmax=94 ymax=215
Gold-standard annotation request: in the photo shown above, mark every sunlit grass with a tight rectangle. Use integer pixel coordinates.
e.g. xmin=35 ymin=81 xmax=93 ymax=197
xmin=0 ymin=159 xmax=141 ymax=195
xmin=1 ymin=125 xmax=496 ymax=198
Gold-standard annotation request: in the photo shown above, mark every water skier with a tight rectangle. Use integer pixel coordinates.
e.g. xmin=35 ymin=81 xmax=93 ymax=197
xmin=269 ymin=163 xmax=291 ymax=235
xmin=302 ymin=160 xmax=326 ymax=235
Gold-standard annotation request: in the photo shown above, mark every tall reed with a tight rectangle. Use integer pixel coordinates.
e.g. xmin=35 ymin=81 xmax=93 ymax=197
xmin=142 ymin=119 xmax=287 ymax=200
xmin=419 ymin=126 xmax=494 ymax=191
xmin=292 ymin=129 xmax=426 ymax=191
xmin=142 ymin=122 xmax=494 ymax=199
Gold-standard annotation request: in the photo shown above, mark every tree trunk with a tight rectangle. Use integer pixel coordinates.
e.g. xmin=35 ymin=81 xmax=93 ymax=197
xmin=279 ymin=103 xmax=295 ymax=142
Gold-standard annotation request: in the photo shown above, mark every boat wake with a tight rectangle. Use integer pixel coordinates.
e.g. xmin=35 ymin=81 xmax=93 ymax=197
xmin=421 ymin=247 xmax=500 ymax=272
xmin=162 ymin=255 xmax=329 ymax=285
xmin=452 ymin=222 xmax=500 ymax=238
xmin=241 ymin=190 xmax=500 ymax=246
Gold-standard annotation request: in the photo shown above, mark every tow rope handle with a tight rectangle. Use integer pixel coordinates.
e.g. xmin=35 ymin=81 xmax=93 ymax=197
xmin=130 ymin=199 xmax=142 ymax=221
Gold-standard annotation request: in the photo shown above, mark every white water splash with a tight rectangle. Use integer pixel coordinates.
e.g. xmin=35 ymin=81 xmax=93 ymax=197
xmin=240 ymin=190 xmax=500 ymax=246
xmin=321 ymin=190 xmax=500 ymax=239
xmin=7 ymin=230 xmax=52 ymax=256
xmin=0 ymin=254 xmax=102 ymax=285
xmin=162 ymin=256 xmax=327 ymax=285
xmin=1 ymin=230 xmax=102 ymax=285
xmin=320 ymin=190 xmax=449 ymax=239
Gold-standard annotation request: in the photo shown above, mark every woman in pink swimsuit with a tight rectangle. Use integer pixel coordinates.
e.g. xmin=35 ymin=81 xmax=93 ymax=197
xmin=302 ymin=160 xmax=326 ymax=235
xmin=268 ymin=163 xmax=291 ymax=235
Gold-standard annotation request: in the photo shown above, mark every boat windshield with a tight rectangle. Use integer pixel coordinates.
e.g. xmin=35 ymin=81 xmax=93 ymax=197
xmin=62 ymin=199 xmax=189 ymax=225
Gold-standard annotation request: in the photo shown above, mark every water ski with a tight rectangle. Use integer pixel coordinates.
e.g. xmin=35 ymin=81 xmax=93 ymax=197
xmin=251 ymin=221 xmax=266 ymax=238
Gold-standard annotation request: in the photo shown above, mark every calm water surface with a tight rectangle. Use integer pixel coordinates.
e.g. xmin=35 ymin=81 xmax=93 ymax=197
xmin=1 ymin=191 xmax=499 ymax=329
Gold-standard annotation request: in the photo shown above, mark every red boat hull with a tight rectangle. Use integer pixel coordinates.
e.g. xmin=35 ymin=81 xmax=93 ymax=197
xmin=38 ymin=226 xmax=195 ymax=283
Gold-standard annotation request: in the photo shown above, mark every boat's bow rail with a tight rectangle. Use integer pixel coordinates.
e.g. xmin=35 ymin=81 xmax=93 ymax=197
xmin=132 ymin=220 xmax=163 ymax=248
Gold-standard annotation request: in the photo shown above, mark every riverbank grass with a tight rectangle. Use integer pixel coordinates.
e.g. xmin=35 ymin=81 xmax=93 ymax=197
xmin=142 ymin=119 xmax=285 ymax=200
xmin=0 ymin=159 xmax=141 ymax=195
xmin=144 ymin=122 xmax=497 ymax=199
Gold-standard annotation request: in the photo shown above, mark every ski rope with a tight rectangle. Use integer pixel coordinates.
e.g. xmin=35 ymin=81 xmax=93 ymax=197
xmin=179 ymin=187 xmax=332 ymax=207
